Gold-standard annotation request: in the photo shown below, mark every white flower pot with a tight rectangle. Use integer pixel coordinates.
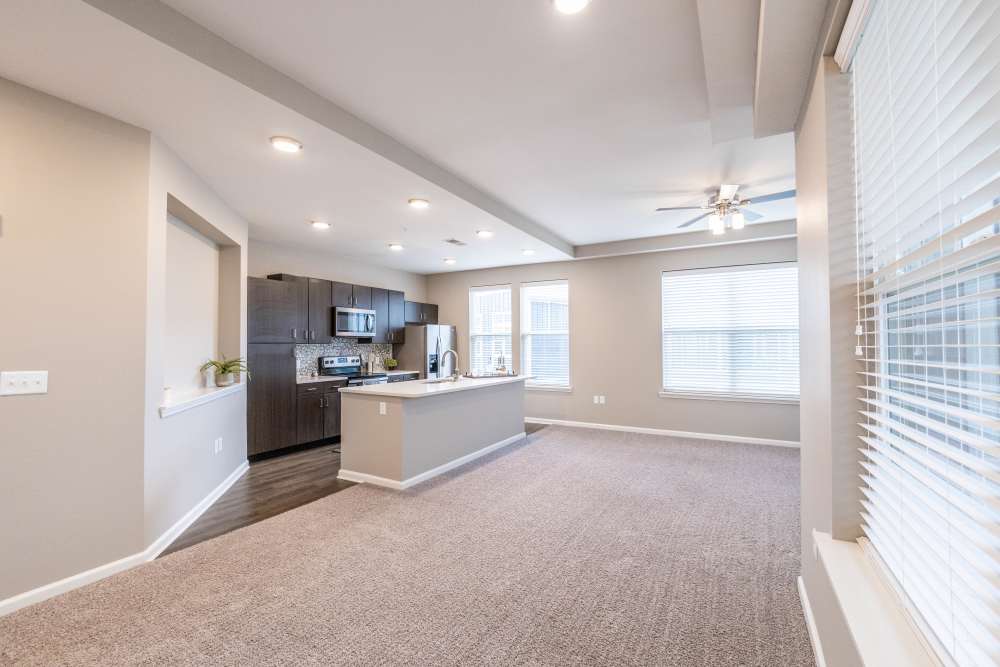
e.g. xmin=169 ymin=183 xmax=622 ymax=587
xmin=215 ymin=373 xmax=234 ymax=387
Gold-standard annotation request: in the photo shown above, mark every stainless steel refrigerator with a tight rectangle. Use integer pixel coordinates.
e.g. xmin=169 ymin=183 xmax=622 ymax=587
xmin=395 ymin=324 xmax=458 ymax=379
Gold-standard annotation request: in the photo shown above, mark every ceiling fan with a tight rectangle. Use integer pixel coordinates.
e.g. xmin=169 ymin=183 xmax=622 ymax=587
xmin=655 ymin=184 xmax=795 ymax=235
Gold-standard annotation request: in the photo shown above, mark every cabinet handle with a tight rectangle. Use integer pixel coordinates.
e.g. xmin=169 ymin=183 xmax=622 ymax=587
xmin=292 ymin=328 xmax=298 ymax=339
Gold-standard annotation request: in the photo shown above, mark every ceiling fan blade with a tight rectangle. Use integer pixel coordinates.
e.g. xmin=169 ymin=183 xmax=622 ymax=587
xmin=741 ymin=208 xmax=764 ymax=222
xmin=719 ymin=184 xmax=740 ymax=201
xmin=678 ymin=211 xmax=712 ymax=228
xmin=745 ymin=189 xmax=795 ymax=205
xmin=655 ymin=205 xmax=706 ymax=212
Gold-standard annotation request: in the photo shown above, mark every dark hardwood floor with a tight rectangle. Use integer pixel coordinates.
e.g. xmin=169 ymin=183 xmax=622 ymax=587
xmin=160 ymin=444 xmax=355 ymax=557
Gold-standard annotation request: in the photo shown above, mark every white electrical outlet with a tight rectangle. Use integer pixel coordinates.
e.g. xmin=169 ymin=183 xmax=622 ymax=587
xmin=593 ymin=395 xmax=599 ymax=404
xmin=599 ymin=395 xmax=606 ymax=405
xmin=0 ymin=371 xmax=48 ymax=396
xmin=214 ymin=437 xmax=223 ymax=454
xmin=379 ymin=401 xmax=387 ymax=416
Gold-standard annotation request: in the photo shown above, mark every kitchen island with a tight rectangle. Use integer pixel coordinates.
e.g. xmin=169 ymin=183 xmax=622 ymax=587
xmin=337 ymin=375 xmax=529 ymax=489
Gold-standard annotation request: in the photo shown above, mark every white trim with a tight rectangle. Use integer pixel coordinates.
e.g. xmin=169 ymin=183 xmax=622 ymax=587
xmin=338 ymin=431 xmax=527 ymax=489
xmin=159 ymin=382 xmax=245 ymax=418
xmin=0 ymin=460 xmax=249 ymax=617
xmin=658 ymin=390 xmax=799 ymax=405
xmin=145 ymin=460 xmax=249 ymax=559
xmin=525 ymin=417 xmax=799 ymax=448
xmin=797 ymin=576 xmax=827 ymax=667
xmin=834 ymin=0 xmax=875 ymax=72
xmin=525 ymin=384 xmax=572 ymax=393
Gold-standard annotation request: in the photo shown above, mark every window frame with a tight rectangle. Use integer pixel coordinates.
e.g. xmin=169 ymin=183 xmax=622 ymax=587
xmin=519 ymin=279 xmax=571 ymax=390
xmin=467 ymin=284 xmax=513 ymax=376
xmin=658 ymin=261 xmax=800 ymax=404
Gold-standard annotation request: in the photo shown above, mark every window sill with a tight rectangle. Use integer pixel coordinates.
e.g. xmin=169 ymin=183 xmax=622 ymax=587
xmin=658 ymin=390 xmax=799 ymax=405
xmin=159 ymin=383 xmax=245 ymax=418
xmin=526 ymin=384 xmax=572 ymax=393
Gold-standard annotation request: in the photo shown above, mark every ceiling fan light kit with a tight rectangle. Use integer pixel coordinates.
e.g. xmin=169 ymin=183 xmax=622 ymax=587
xmin=654 ymin=184 xmax=795 ymax=235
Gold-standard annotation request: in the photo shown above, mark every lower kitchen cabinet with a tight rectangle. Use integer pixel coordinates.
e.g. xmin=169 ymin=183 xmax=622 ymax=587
xmin=296 ymin=381 xmax=345 ymax=445
xmin=247 ymin=344 xmax=297 ymax=456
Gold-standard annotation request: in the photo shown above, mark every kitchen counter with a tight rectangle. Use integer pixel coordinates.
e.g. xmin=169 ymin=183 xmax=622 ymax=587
xmin=338 ymin=375 xmax=528 ymax=489
xmin=340 ymin=374 xmax=528 ymax=398
xmin=297 ymin=375 xmax=347 ymax=384
xmin=384 ymin=369 xmax=419 ymax=376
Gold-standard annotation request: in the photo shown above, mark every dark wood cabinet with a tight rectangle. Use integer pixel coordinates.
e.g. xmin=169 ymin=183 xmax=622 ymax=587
xmin=372 ymin=287 xmax=389 ymax=344
xmin=295 ymin=381 xmax=344 ymax=445
xmin=352 ymin=284 xmax=372 ymax=309
xmin=247 ymin=344 xmax=298 ymax=456
xmin=248 ymin=278 xmax=301 ymax=343
xmin=332 ymin=281 xmax=353 ymax=308
xmin=388 ymin=290 xmax=405 ymax=344
xmin=308 ymin=278 xmax=333 ymax=343
xmin=404 ymin=300 xmax=439 ymax=325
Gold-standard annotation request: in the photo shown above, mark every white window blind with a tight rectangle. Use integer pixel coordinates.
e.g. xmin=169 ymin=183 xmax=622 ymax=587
xmin=469 ymin=285 xmax=512 ymax=375
xmin=853 ymin=1 xmax=1000 ymax=665
xmin=660 ymin=264 xmax=799 ymax=400
xmin=520 ymin=280 xmax=570 ymax=387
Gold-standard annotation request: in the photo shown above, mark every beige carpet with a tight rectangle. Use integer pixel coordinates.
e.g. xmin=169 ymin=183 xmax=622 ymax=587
xmin=1 ymin=426 xmax=812 ymax=666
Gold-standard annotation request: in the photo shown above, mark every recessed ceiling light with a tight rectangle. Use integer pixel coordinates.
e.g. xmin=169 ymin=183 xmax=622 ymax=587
xmin=309 ymin=220 xmax=330 ymax=230
xmin=554 ymin=0 xmax=590 ymax=15
xmin=408 ymin=198 xmax=430 ymax=209
xmin=522 ymin=249 xmax=536 ymax=256
xmin=475 ymin=230 xmax=494 ymax=239
xmin=270 ymin=136 xmax=303 ymax=153
xmin=388 ymin=243 xmax=404 ymax=252
xmin=443 ymin=257 xmax=457 ymax=265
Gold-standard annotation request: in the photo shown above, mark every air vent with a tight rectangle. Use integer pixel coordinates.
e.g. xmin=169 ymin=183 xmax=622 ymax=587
xmin=443 ymin=238 xmax=467 ymax=246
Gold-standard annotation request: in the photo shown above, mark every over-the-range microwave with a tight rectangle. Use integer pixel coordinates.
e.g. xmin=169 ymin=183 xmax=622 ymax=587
xmin=334 ymin=307 xmax=376 ymax=338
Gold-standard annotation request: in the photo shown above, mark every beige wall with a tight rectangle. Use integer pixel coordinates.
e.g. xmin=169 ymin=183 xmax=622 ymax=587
xmin=0 ymin=79 xmax=149 ymax=599
xmin=165 ymin=214 xmax=220 ymax=392
xmin=248 ymin=239 xmax=428 ymax=301
xmin=426 ymin=238 xmax=800 ymax=442
xmin=795 ymin=57 xmax=863 ymax=667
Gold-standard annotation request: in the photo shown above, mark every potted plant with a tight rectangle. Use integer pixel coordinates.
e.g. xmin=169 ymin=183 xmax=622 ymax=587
xmin=200 ymin=357 xmax=250 ymax=387
xmin=384 ymin=358 xmax=398 ymax=369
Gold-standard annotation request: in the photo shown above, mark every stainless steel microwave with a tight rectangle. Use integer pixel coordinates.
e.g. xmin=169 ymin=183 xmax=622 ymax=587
xmin=335 ymin=307 xmax=376 ymax=338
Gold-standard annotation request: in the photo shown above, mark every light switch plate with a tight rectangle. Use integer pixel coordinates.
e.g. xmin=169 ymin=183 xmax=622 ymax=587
xmin=0 ymin=371 xmax=48 ymax=396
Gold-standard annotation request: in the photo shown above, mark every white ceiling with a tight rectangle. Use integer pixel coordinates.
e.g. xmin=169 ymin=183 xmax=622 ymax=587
xmin=161 ymin=0 xmax=796 ymax=245
xmin=0 ymin=0 xmax=800 ymax=274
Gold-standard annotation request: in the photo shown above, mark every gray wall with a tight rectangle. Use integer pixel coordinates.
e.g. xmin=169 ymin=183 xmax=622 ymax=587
xmin=426 ymin=238 xmax=800 ymax=442
xmin=0 ymin=78 xmax=149 ymax=599
xmin=248 ymin=239 xmax=428 ymax=302
xmin=796 ymin=57 xmax=864 ymax=666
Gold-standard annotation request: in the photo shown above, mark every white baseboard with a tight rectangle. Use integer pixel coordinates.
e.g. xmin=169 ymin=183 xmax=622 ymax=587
xmin=339 ymin=431 xmax=527 ymax=490
xmin=0 ymin=460 xmax=249 ymax=617
xmin=798 ymin=576 xmax=827 ymax=667
xmin=525 ymin=417 xmax=799 ymax=448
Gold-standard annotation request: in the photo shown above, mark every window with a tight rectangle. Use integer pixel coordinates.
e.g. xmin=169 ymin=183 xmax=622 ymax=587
xmin=468 ymin=285 xmax=512 ymax=375
xmin=520 ymin=280 xmax=570 ymax=387
xmin=852 ymin=1 xmax=1000 ymax=665
xmin=660 ymin=264 xmax=799 ymax=400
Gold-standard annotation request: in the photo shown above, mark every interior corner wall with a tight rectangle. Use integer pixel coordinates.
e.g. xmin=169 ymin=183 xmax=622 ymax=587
xmin=795 ymin=56 xmax=864 ymax=666
xmin=248 ymin=239 xmax=428 ymax=302
xmin=0 ymin=78 xmax=149 ymax=600
xmin=144 ymin=138 xmax=248 ymax=547
xmin=425 ymin=238 xmax=800 ymax=442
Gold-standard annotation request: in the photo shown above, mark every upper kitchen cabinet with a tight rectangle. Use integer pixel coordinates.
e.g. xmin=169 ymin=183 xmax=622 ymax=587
xmin=332 ymin=281 xmax=353 ymax=309
xmin=248 ymin=277 xmax=301 ymax=343
xmin=388 ymin=290 xmax=405 ymax=344
xmin=405 ymin=300 xmax=439 ymax=325
xmin=267 ymin=274 xmax=332 ymax=343
xmin=352 ymin=284 xmax=372 ymax=309
xmin=372 ymin=287 xmax=389 ymax=344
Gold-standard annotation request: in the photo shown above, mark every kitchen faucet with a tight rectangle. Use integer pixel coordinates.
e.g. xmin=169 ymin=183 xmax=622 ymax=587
xmin=441 ymin=348 xmax=459 ymax=381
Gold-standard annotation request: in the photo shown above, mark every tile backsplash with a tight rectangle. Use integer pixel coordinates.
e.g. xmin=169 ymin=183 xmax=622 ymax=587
xmin=294 ymin=340 xmax=393 ymax=376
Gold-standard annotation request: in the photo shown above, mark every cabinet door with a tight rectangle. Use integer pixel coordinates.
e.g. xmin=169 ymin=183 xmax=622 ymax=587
xmin=247 ymin=344 xmax=297 ymax=455
xmin=308 ymin=278 xmax=333 ymax=343
xmin=352 ymin=284 xmax=372 ymax=309
xmin=296 ymin=390 xmax=325 ymax=445
xmin=248 ymin=278 xmax=300 ymax=343
xmin=388 ymin=290 xmax=405 ymax=344
xmin=263 ymin=274 xmax=308 ymax=342
xmin=372 ymin=288 xmax=389 ymax=344
xmin=404 ymin=300 xmax=423 ymax=324
xmin=332 ymin=282 xmax=353 ymax=308
xmin=323 ymin=389 xmax=342 ymax=438
xmin=422 ymin=303 xmax=439 ymax=324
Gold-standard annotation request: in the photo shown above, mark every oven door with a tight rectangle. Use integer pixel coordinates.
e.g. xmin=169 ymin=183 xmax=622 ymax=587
xmin=335 ymin=308 xmax=376 ymax=338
